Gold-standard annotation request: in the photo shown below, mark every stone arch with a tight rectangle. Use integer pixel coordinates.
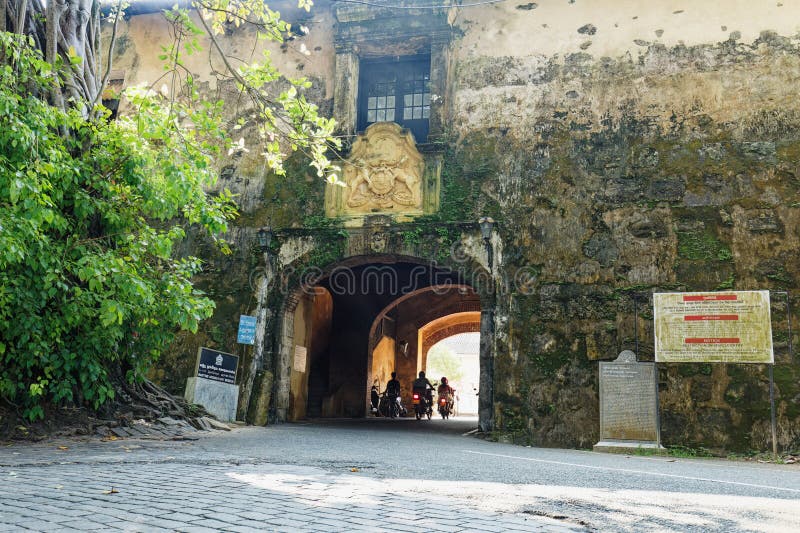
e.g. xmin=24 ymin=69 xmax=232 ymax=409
xmin=418 ymin=311 xmax=481 ymax=365
xmin=269 ymin=252 xmax=494 ymax=429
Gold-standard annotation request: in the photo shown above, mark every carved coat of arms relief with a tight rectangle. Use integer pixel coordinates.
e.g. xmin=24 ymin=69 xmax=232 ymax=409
xmin=343 ymin=123 xmax=424 ymax=212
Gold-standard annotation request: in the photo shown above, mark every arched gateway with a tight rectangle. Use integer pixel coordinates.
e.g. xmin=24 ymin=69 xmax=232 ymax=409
xmin=270 ymin=254 xmax=494 ymax=430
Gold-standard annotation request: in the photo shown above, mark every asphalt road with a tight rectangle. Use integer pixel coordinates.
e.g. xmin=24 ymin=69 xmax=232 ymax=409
xmin=2 ymin=417 xmax=799 ymax=532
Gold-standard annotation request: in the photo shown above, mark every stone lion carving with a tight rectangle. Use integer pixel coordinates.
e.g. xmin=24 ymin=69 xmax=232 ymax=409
xmin=344 ymin=123 xmax=424 ymax=210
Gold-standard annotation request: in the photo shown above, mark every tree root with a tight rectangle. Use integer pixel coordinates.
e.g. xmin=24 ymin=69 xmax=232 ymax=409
xmin=118 ymin=379 xmax=212 ymax=427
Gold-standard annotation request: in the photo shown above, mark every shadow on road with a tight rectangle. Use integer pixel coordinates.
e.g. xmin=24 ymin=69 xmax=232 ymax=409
xmin=296 ymin=415 xmax=479 ymax=437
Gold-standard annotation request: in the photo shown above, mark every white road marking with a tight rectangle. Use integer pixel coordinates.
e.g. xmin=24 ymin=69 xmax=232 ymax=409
xmin=462 ymin=450 xmax=800 ymax=494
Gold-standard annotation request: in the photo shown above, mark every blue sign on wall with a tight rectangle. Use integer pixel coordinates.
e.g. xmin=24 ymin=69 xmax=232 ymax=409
xmin=237 ymin=315 xmax=257 ymax=345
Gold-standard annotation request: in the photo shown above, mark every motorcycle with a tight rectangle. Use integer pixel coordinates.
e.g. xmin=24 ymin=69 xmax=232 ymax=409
xmin=438 ymin=392 xmax=453 ymax=419
xmin=370 ymin=386 xmax=380 ymax=416
xmin=412 ymin=388 xmax=432 ymax=420
xmin=376 ymin=392 xmax=406 ymax=418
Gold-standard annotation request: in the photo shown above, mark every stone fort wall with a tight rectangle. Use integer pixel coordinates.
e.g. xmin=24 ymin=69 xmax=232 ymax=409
xmin=109 ymin=0 xmax=800 ymax=450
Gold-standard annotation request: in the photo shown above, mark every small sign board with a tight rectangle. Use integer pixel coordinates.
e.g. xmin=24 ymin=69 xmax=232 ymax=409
xmin=237 ymin=315 xmax=257 ymax=345
xmin=654 ymin=291 xmax=773 ymax=364
xmin=293 ymin=345 xmax=307 ymax=373
xmin=195 ymin=347 xmax=238 ymax=385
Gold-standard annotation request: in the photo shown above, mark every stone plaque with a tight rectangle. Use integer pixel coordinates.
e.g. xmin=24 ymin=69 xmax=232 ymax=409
xmin=597 ymin=350 xmax=659 ymax=446
xmin=187 ymin=347 xmax=240 ymax=422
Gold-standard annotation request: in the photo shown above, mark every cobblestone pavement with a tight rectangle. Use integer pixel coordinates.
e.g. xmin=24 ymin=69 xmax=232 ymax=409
xmin=0 ymin=429 xmax=579 ymax=532
xmin=1 ymin=418 xmax=799 ymax=532
xmin=0 ymin=460 xmax=581 ymax=532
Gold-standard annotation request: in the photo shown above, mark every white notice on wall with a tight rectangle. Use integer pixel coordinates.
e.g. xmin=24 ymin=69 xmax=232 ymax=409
xmin=293 ymin=345 xmax=308 ymax=372
xmin=654 ymin=291 xmax=773 ymax=364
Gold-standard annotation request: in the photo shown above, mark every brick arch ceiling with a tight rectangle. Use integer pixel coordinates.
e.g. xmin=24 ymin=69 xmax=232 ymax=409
xmin=420 ymin=311 xmax=481 ymax=361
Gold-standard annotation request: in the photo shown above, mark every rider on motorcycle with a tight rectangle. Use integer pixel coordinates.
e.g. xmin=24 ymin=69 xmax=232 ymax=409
xmin=437 ymin=376 xmax=454 ymax=398
xmin=413 ymin=371 xmax=434 ymax=406
xmin=386 ymin=372 xmax=401 ymax=398
xmin=385 ymin=372 xmax=405 ymax=416
xmin=437 ymin=376 xmax=455 ymax=412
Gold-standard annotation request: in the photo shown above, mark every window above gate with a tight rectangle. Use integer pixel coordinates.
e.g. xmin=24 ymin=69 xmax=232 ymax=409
xmin=357 ymin=56 xmax=431 ymax=143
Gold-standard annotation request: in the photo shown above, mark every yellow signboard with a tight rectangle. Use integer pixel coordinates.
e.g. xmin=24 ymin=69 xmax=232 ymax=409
xmin=654 ymin=291 xmax=773 ymax=364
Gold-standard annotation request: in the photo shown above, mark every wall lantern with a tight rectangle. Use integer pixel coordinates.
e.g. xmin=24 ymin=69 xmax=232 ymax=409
xmin=398 ymin=340 xmax=409 ymax=356
xmin=478 ymin=216 xmax=495 ymax=241
xmin=257 ymin=226 xmax=273 ymax=252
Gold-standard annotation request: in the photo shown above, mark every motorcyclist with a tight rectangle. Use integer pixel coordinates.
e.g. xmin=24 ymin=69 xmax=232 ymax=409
xmin=385 ymin=372 xmax=404 ymax=416
xmin=437 ymin=376 xmax=455 ymax=413
xmin=437 ymin=376 xmax=455 ymax=397
xmin=412 ymin=371 xmax=434 ymax=406
xmin=386 ymin=372 xmax=401 ymax=398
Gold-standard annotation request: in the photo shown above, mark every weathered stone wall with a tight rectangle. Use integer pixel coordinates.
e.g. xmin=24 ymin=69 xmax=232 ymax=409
xmin=112 ymin=0 xmax=800 ymax=451
xmin=447 ymin=1 xmax=800 ymax=450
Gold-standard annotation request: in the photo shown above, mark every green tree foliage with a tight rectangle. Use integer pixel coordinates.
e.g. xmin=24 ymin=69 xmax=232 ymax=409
xmin=1 ymin=0 xmax=339 ymax=421
xmin=427 ymin=343 xmax=465 ymax=386
xmin=0 ymin=34 xmax=239 ymax=420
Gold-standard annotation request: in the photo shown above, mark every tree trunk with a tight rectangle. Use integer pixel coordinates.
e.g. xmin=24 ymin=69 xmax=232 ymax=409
xmin=4 ymin=0 xmax=100 ymax=113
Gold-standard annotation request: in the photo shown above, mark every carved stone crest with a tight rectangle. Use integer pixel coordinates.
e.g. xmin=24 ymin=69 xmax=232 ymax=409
xmin=344 ymin=123 xmax=424 ymax=211
xmin=369 ymin=231 xmax=387 ymax=253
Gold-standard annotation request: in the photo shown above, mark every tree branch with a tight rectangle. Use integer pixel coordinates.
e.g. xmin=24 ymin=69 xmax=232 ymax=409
xmin=93 ymin=0 xmax=123 ymax=109
xmin=15 ymin=0 xmax=26 ymax=36
xmin=46 ymin=0 xmax=67 ymax=112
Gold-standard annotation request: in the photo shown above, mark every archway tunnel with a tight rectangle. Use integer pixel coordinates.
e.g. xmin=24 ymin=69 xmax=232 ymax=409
xmin=279 ymin=256 xmax=486 ymax=422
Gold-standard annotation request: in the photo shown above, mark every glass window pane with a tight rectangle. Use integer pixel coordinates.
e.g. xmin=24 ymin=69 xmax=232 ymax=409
xmin=377 ymin=110 xmax=386 ymax=121
xmin=414 ymin=93 xmax=422 ymax=106
xmin=387 ymin=96 xmax=395 ymax=108
xmin=423 ymin=93 xmax=430 ymax=105
xmin=368 ymin=97 xmax=377 ymax=109
xmin=377 ymin=96 xmax=385 ymax=108
xmin=386 ymin=109 xmax=395 ymax=122
xmin=413 ymin=107 xmax=422 ymax=119
xmin=367 ymin=110 xmax=376 ymax=122
xmin=404 ymin=107 xmax=412 ymax=120
xmin=422 ymin=106 xmax=429 ymax=119
xmin=404 ymin=94 xmax=412 ymax=107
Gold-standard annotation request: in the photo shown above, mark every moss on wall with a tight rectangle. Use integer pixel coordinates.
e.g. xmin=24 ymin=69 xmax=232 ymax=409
xmin=146 ymin=19 xmax=800 ymax=452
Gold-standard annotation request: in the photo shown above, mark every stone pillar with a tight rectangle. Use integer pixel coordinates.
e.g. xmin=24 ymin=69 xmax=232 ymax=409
xmin=332 ymin=46 xmax=359 ymax=138
xmin=239 ymin=254 xmax=272 ymax=421
xmin=478 ymin=307 xmax=495 ymax=432
xmin=273 ymin=293 xmax=300 ymax=423
xmin=428 ymin=37 xmax=449 ymax=143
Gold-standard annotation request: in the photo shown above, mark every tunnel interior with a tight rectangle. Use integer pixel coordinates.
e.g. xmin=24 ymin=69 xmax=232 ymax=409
xmin=285 ymin=259 xmax=482 ymax=420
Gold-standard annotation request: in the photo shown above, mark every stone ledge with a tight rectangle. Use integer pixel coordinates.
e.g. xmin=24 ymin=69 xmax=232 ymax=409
xmin=593 ymin=440 xmax=664 ymax=454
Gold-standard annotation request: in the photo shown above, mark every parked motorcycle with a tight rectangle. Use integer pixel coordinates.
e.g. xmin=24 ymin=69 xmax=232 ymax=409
xmin=389 ymin=393 xmax=406 ymax=418
xmin=412 ymin=389 xmax=432 ymax=420
xmin=370 ymin=386 xmax=381 ymax=416
xmin=376 ymin=392 xmax=406 ymax=418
